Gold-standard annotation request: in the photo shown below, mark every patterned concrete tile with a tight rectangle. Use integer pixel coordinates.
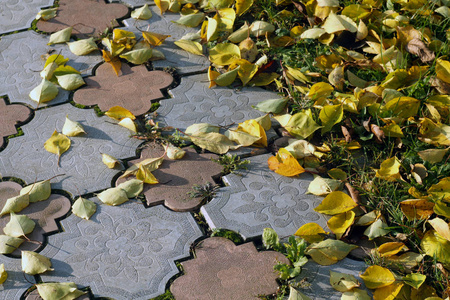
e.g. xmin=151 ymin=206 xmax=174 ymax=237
xmin=116 ymin=142 xmax=222 ymax=212
xmin=295 ymin=258 xmax=371 ymax=300
xmin=121 ymin=6 xmax=210 ymax=74
xmin=109 ymin=0 xmax=154 ymax=7
xmin=36 ymin=0 xmax=129 ymax=38
xmin=40 ymin=201 xmax=203 ymax=300
xmin=0 ymin=254 xmax=32 ymax=299
xmin=73 ymin=63 xmax=173 ymax=116
xmin=201 ymin=154 xmax=329 ymax=240
xmin=157 ymin=73 xmax=281 ymax=131
xmin=0 ymin=181 xmax=71 ymax=255
xmin=171 ymin=237 xmax=289 ymax=300
xmin=0 ymin=97 xmax=32 ymax=149
xmin=0 ymin=30 xmax=101 ymax=108
xmin=0 ymin=0 xmax=53 ymax=34
xmin=0 ymin=103 xmax=141 ymax=196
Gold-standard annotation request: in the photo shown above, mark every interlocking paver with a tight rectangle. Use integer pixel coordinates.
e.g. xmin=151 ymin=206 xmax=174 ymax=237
xmin=0 ymin=181 xmax=71 ymax=255
xmin=73 ymin=63 xmax=173 ymax=116
xmin=40 ymin=201 xmax=203 ymax=300
xmin=117 ymin=142 xmax=222 ymax=211
xmin=157 ymin=73 xmax=282 ymax=131
xmin=0 ymin=0 xmax=53 ymax=34
xmin=36 ymin=0 xmax=129 ymax=38
xmin=0 ymin=103 xmax=141 ymax=196
xmin=121 ymin=6 xmax=210 ymax=74
xmin=171 ymin=237 xmax=289 ymax=299
xmin=201 ymin=154 xmax=328 ymax=240
xmin=112 ymin=0 xmax=154 ymax=7
xmin=0 ymin=30 xmax=101 ymax=108
xmin=0 ymin=254 xmax=31 ymax=299
xmin=0 ymin=97 xmax=32 ymax=149
xmin=295 ymin=258 xmax=371 ymax=299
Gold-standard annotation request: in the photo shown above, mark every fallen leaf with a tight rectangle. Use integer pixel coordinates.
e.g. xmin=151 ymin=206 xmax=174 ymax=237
xmin=306 ymin=239 xmax=358 ymax=265
xmin=29 ymin=79 xmax=59 ymax=105
xmin=314 ymin=191 xmax=357 ymax=215
xmin=428 ymin=217 xmax=450 ymax=241
xmin=295 ymin=223 xmax=326 ymax=244
xmin=327 ymin=210 xmax=355 ymax=239
xmin=268 ymin=148 xmax=305 ymax=177
xmin=173 ymin=12 xmax=205 ymax=27
xmin=360 ymin=265 xmax=395 ymax=289
xmin=236 ymin=0 xmax=253 ymax=16
xmin=131 ymin=4 xmax=153 ymax=19
xmin=118 ymin=117 xmax=137 ymax=133
xmin=101 ymin=153 xmax=121 ymax=169
xmin=119 ymin=48 xmax=153 ymax=64
xmin=36 ymin=8 xmax=57 ymax=20
xmin=209 ymin=43 xmax=241 ymax=65
xmin=56 ymin=73 xmax=85 ymax=90
xmin=373 ymin=282 xmax=404 ymax=300
xmin=36 ymin=282 xmax=85 ymax=300
xmin=72 ymin=197 xmax=97 ymax=220
xmin=436 ymin=59 xmax=450 ymax=84
xmin=3 ymin=213 xmax=36 ymax=238
xmin=341 ymin=288 xmax=371 ymax=300
xmin=97 ymin=187 xmax=129 ymax=206
xmin=136 ymin=164 xmax=159 ymax=184
xmin=105 ymin=106 xmax=135 ymax=121
xmin=174 ymin=39 xmax=203 ymax=56
xmin=214 ymin=66 xmax=240 ymax=86
xmin=329 ymin=270 xmax=360 ymax=292
xmin=252 ymin=98 xmax=288 ymax=114
xmin=165 ymin=143 xmax=186 ymax=160
xmin=377 ymin=242 xmax=407 ymax=257
xmin=44 ymin=130 xmax=71 ymax=166
xmin=319 ymin=104 xmax=344 ymax=134
xmin=421 ymin=230 xmax=450 ymax=265
xmin=375 ymin=157 xmax=402 ymax=181
xmin=364 ymin=218 xmax=389 ymax=240
xmin=0 ymin=264 xmax=6 ymax=284
xmin=67 ymin=38 xmax=98 ymax=56
xmin=102 ymin=50 xmax=121 ymax=76
xmin=403 ymin=273 xmax=426 ymax=289
xmin=288 ymin=286 xmax=312 ymax=300
xmin=47 ymin=27 xmax=73 ymax=45
xmin=22 ymin=251 xmax=53 ymax=275
xmin=406 ymin=38 xmax=435 ymax=63
xmin=62 ymin=115 xmax=86 ymax=136
xmin=400 ymin=199 xmax=435 ymax=221
xmin=0 ymin=235 xmax=23 ymax=254
xmin=189 ymin=132 xmax=235 ymax=154
xmin=250 ymin=21 xmax=275 ymax=37
xmin=20 ymin=180 xmax=51 ymax=203
xmin=307 ymin=175 xmax=341 ymax=196
xmin=0 ymin=194 xmax=29 ymax=216
xmin=116 ymin=179 xmax=144 ymax=198
xmin=275 ymin=110 xmax=321 ymax=139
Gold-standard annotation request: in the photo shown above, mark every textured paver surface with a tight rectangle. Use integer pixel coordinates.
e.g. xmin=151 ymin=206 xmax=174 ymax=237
xmin=0 ymin=254 xmax=30 ymax=299
xmin=0 ymin=30 xmax=100 ymax=108
xmin=74 ymin=63 xmax=173 ymax=116
xmin=40 ymin=201 xmax=203 ymax=300
xmin=36 ymin=0 xmax=128 ymax=38
xmin=0 ymin=103 xmax=141 ymax=195
xmin=0 ymin=0 xmax=53 ymax=34
xmin=158 ymin=73 xmax=281 ymax=131
xmin=171 ymin=237 xmax=290 ymax=300
xmin=0 ymin=97 xmax=32 ymax=148
xmin=202 ymin=154 xmax=329 ymax=240
xmin=117 ymin=143 xmax=223 ymax=211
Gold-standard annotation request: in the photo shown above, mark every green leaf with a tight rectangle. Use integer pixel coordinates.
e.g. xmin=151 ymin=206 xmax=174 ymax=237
xmin=209 ymin=43 xmax=241 ymax=66
xmin=288 ymin=286 xmax=312 ymax=300
xmin=341 ymin=288 xmax=372 ymax=300
xmin=319 ymin=104 xmax=344 ymax=134
xmin=252 ymin=98 xmax=288 ymax=114
xmin=0 ymin=194 xmax=30 ymax=216
xmin=403 ymin=273 xmax=426 ymax=289
xmin=3 ymin=213 xmax=36 ymax=238
xmin=72 ymin=197 xmax=97 ymax=220
xmin=276 ymin=110 xmax=321 ymax=139
xmin=0 ymin=235 xmax=23 ymax=254
xmin=119 ymin=49 xmax=153 ymax=64
xmin=364 ymin=218 xmax=390 ymax=240
xmin=21 ymin=251 xmax=53 ymax=275
xmin=214 ymin=66 xmax=240 ymax=86
xmin=262 ymin=228 xmax=281 ymax=250
xmin=306 ymin=239 xmax=358 ymax=265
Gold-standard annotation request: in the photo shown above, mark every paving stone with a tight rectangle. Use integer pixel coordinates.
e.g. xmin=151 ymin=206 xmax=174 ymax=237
xmin=111 ymin=0 xmax=154 ymax=7
xmin=121 ymin=6 xmax=210 ymax=74
xmin=116 ymin=142 xmax=222 ymax=212
xmin=0 ymin=30 xmax=101 ymax=108
xmin=157 ymin=73 xmax=281 ymax=131
xmin=0 ymin=97 xmax=32 ymax=149
xmin=73 ymin=63 xmax=173 ymax=116
xmin=40 ymin=201 xmax=203 ymax=300
xmin=0 ymin=103 xmax=141 ymax=196
xmin=171 ymin=237 xmax=289 ymax=300
xmin=25 ymin=288 xmax=91 ymax=300
xmin=0 ymin=0 xmax=53 ymax=34
xmin=0 ymin=254 xmax=32 ymax=299
xmin=36 ymin=0 xmax=129 ymax=38
xmin=201 ymin=154 xmax=329 ymax=240
xmin=294 ymin=258 xmax=371 ymax=300
xmin=0 ymin=181 xmax=71 ymax=255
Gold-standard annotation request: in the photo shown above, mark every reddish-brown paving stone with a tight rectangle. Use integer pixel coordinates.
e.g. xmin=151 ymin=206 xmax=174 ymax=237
xmin=170 ymin=237 xmax=289 ymax=300
xmin=116 ymin=142 xmax=222 ymax=212
xmin=36 ymin=0 xmax=128 ymax=38
xmin=73 ymin=63 xmax=173 ymax=116
xmin=0 ymin=181 xmax=71 ymax=256
xmin=0 ymin=97 xmax=32 ymax=148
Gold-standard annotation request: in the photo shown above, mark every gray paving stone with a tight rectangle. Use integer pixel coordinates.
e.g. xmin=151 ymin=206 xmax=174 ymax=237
xmin=201 ymin=154 xmax=329 ymax=240
xmin=40 ymin=200 xmax=203 ymax=300
xmin=121 ymin=6 xmax=209 ymax=74
xmin=0 ymin=103 xmax=141 ymax=195
xmin=0 ymin=254 xmax=32 ymax=299
xmin=295 ymin=258 xmax=371 ymax=300
xmin=0 ymin=0 xmax=53 ymax=34
xmin=109 ymin=0 xmax=154 ymax=7
xmin=157 ymin=73 xmax=282 ymax=131
xmin=0 ymin=30 xmax=101 ymax=108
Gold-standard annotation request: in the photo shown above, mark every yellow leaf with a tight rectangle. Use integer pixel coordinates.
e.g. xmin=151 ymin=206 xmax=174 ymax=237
xmin=189 ymin=132 xmax=235 ymax=154
xmin=419 ymin=118 xmax=450 ymax=146
xmin=22 ymin=251 xmax=53 ymax=275
xmin=174 ymin=12 xmax=205 ymax=27
xmin=341 ymin=288 xmax=371 ymax=300
xmin=113 ymin=29 xmax=136 ymax=43
xmin=118 ymin=118 xmax=137 ymax=133
xmin=322 ymin=11 xmax=358 ymax=34
xmin=400 ymin=199 xmax=435 ymax=221
xmin=250 ymin=21 xmax=275 ymax=37
xmin=174 ymin=39 xmax=203 ymax=56
xmin=314 ymin=191 xmax=358 ymax=215
xmin=208 ymin=67 xmax=220 ymax=88
xmin=375 ymin=157 xmax=402 ymax=181
xmin=360 ymin=265 xmax=396 ymax=289
xmin=36 ymin=8 xmax=57 ymax=21
xmin=434 ymin=200 xmax=450 ymax=218
xmin=381 ymin=122 xmax=404 ymax=138
xmin=356 ymin=210 xmax=381 ymax=226
xmin=119 ymin=48 xmax=153 ymax=65
xmin=72 ymin=197 xmax=97 ymax=220
xmin=403 ymin=273 xmax=426 ymax=289
xmin=217 ymin=8 xmax=235 ymax=32
xmin=285 ymin=66 xmax=310 ymax=83
xmin=268 ymin=148 xmax=305 ymax=177
xmin=48 ymin=27 xmax=73 ymax=45
xmin=428 ymin=177 xmax=450 ymax=202
xmin=428 ymin=217 xmax=450 ymax=241
xmin=206 ymin=16 xmax=219 ymax=42
xmin=209 ymin=43 xmax=241 ymax=65
xmin=421 ymin=230 xmax=450 ymax=265
xmin=0 ymin=194 xmax=29 ymax=216
xmin=237 ymin=60 xmax=258 ymax=85
xmin=236 ymin=119 xmax=267 ymax=147
xmin=67 ymin=38 xmax=98 ymax=56
xmin=57 ymin=73 xmax=85 ymax=91
xmin=307 ymin=82 xmax=334 ymax=102
xmin=155 ymin=0 xmax=169 ymax=14
xmin=294 ymin=223 xmax=326 ymax=244
xmin=131 ymin=4 xmax=153 ymax=20
xmin=327 ymin=211 xmax=355 ymax=239
xmin=136 ymin=165 xmax=159 ymax=184
xmin=105 ymin=106 xmax=136 ymax=121
xmin=329 ymin=270 xmax=360 ymax=292
xmin=0 ymin=264 xmax=7 ymax=284
xmin=364 ymin=218 xmax=390 ymax=240
xmin=384 ymin=97 xmax=420 ymax=119
xmin=436 ymin=59 xmax=450 ymax=84
xmin=228 ymin=22 xmax=250 ymax=43
xmin=236 ymin=0 xmax=253 ymax=16
xmin=377 ymin=242 xmax=407 ymax=257
xmin=214 ymin=66 xmax=240 ymax=86
xmin=307 ymin=175 xmax=341 ymax=196
xmin=102 ymin=50 xmax=121 ymax=76
xmin=306 ymin=239 xmax=358 ymax=265
xmin=97 ymin=187 xmax=129 ymax=206
xmin=29 ymin=79 xmax=59 ymax=105
xmin=165 ymin=143 xmax=186 ymax=160
xmin=62 ymin=115 xmax=85 ymax=136
xmin=142 ymin=31 xmax=170 ymax=46
xmin=276 ymin=110 xmax=321 ymax=139
xmin=101 ymin=153 xmax=121 ymax=169
xmin=44 ymin=130 xmax=71 ymax=166
xmin=373 ymin=282 xmax=404 ymax=300
xmin=319 ymin=104 xmax=343 ymax=134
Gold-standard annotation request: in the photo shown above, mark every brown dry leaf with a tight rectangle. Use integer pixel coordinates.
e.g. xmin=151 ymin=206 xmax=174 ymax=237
xmin=400 ymin=199 xmax=435 ymax=221
xmin=406 ymin=38 xmax=435 ymax=63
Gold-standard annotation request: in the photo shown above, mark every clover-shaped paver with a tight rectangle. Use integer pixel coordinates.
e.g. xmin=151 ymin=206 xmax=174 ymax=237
xmin=117 ymin=142 xmax=222 ymax=211
xmin=36 ymin=0 xmax=128 ymax=38
xmin=0 ymin=30 xmax=101 ymax=108
xmin=0 ymin=98 xmax=32 ymax=149
xmin=171 ymin=237 xmax=289 ymax=299
xmin=295 ymin=258 xmax=371 ymax=300
xmin=0 ymin=0 xmax=53 ymax=34
xmin=73 ymin=63 xmax=173 ymax=116
xmin=40 ymin=201 xmax=202 ymax=299
xmin=201 ymin=154 xmax=329 ymax=240
xmin=0 ymin=103 xmax=141 ymax=196
xmin=121 ymin=6 xmax=210 ymax=74
xmin=157 ymin=73 xmax=282 ymax=131
xmin=0 ymin=254 xmax=32 ymax=299
xmin=0 ymin=181 xmax=71 ymax=256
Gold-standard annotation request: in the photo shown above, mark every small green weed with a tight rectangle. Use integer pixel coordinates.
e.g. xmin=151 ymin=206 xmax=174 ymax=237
xmin=212 ymin=154 xmax=250 ymax=175
xmin=187 ymin=182 xmax=219 ymax=202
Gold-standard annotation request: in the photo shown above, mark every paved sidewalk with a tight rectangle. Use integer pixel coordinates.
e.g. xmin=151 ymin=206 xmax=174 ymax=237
xmin=0 ymin=1 xmax=369 ymax=299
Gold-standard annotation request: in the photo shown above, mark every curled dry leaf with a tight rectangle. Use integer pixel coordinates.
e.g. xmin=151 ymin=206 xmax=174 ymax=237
xmin=406 ymin=38 xmax=435 ymax=63
xmin=101 ymin=153 xmax=121 ymax=169
xmin=62 ymin=115 xmax=86 ymax=136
